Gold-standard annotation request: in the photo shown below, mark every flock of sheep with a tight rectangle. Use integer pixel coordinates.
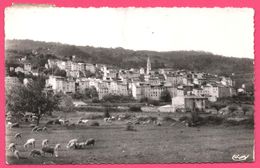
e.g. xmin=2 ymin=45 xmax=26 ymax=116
xmin=7 ymin=112 xmax=167 ymax=162
xmin=7 ymin=122 xmax=96 ymax=161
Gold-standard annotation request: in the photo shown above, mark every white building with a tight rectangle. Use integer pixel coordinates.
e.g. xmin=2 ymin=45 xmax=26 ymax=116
xmin=46 ymin=76 xmax=75 ymax=94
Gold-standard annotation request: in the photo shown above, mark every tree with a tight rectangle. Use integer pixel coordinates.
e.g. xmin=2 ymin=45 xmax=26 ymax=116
xmin=228 ymin=104 xmax=238 ymax=114
xmin=84 ymin=86 xmax=98 ymax=99
xmin=6 ymin=76 xmax=59 ymax=125
xmin=85 ymin=70 xmax=95 ymax=78
xmin=103 ymin=102 xmax=111 ymax=118
xmin=160 ymin=90 xmax=172 ymax=102
xmin=53 ymin=68 xmax=66 ymax=77
xmin=72 ymin=92 xmax=83 ymax=100
xmin=58 ymin=94 xmax=75 ymax=113
xmin=210 ymin=102 xmax=226 ymax=113
xmin=242 ymin=106 xmax=250 ymax=116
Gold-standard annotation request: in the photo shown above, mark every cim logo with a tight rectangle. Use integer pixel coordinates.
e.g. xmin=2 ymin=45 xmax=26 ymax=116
xmin=232 ymin=154 xmax=250 ymax=161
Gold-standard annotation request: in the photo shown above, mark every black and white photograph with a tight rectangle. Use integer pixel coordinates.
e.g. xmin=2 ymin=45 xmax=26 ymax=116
xmin=5 ymin=5 xmax=255 ymax=164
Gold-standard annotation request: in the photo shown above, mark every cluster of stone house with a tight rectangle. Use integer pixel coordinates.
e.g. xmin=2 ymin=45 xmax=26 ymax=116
xmin=6 ymin=55 xmax=239 ymax=113
xmin=47 ymin=58 xmax=96 ymax=78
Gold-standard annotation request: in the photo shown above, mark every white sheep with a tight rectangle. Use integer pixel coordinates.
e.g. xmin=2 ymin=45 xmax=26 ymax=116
xmin=66 ymin=139 xmax=78 ymax=149
xmin=78 ymin=119 xmax=89 ymax=124
xmin=42 ymin=127 xmax=47 ymax=131
xmin=42 ymin=144 xmax=61 ymax=157
xmin=74 ymin=142 xmax=87 ymax=149
xmin=104 ymin=118 xmax=111 ymax=122
xmin=13 ymin=149 xmax=20 ymax=159
xmin=58 ymin=119 xmax=65 ymax=124
xmin=7 ymin=122 xmax=12 ymax=128
xmin=24 ymin=138 xmax=36 ymax=148
xmin=15 ymin=133 xmax=22 ymax=139
xmin=30 ymin=149 xmax=42 ymax=157
xmin=8 ymin=143 xmax=16 ymax=152
xmin=110 ymin=116 xmax=116 ymax=121
xmin=31 ymin=126 xmax=39 ymax=132
xmin=41 ymin=139 xmax=49 ymax=147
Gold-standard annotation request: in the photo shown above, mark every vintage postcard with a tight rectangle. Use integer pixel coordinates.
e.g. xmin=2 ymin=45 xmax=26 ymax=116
xmin=4 ymin=5 xmax=255 ymax=164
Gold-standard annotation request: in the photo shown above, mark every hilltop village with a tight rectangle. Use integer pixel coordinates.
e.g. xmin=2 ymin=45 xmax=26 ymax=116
xmin=6 ymin=53 xmax=244 ymax=112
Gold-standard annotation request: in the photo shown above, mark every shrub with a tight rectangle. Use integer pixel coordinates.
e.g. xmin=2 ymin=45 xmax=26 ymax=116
xmin=125 ymin=124 xmax=136 ymax=131
xmin=179 ymin=116 xmax=190 ymax=122
xmin=210 ymin=102 xmax=227 ymax=112
xmin=84 ymin=114 xmax=104 ymax=120
xmin=140 ymin=97 xmax=148 ymax=103
xmin=102 ymin=94 xmax=135 ymax=103
xmin=228 ymin=104 xmax=238 ymax=114
xmin=119 ymin=113 xmax=133 ymax=120
xmin=129 ymin=105 xmax=142 ymax=112
xmin=203 ymin=116 xmax=224 ymax=125
xmin=242 ymin=106 xmax=250 ymax=115
xmin=137 ymin=116 xmax=157 ymax=122
xmin=92 ymin=98 xmax=100 ymax=103
xmin=160 ymin=90 xmax=172 ymax=102
xmin=103 ymin=110 xmax=110 ymax=118
xmin=89 ymin=121 xmax=100 ymax=126
xmin=162 ymin=116 xmax=176 ymax=122
xmin=148 ymin=99 xmax=160 ymax=106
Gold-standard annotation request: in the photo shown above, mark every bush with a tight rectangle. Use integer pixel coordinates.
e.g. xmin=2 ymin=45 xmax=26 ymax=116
xmin=242 ymin=105 xmax=250 ymax=115
xmin=84 ymin=114 xmax=104 ymax=120
xmin=137 ymin=116 xmax=157 ymax=122
xmin=102 ymin=94 xmax=135 ymax=103
xmin=89 ymin=121 xmax=100 ymax=126
xmin=125 ymin=124 xmax=136 ymax=131
xmin=129 ymin=105 xmax=142 ymax=112
xmin=202 ymin=116 xmax=224 ymax=125
xmin=103 ymin=110 xmax=110 ymax=118
xmin=228 ymin=104 xmax=238 ymax=114
xmin=179 ymin=116 xmax=190 ymax=122
xmin=119 ymin=113 xmax=133 ymax=120
xmin=162 ymin=116 xmax=176 ymax=122
xmin=71 ymin=92 xmax=83 ymax=100
xmin=140 ymin=97 xmax=148 ymax=103
xmin=92 ymin=98 xmax=100 ymax=103
xmin=148 ymin=99 xmax=160 ymax=106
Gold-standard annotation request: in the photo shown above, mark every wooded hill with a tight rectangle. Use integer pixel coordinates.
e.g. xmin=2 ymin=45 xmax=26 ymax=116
xmin=5 ymin=39 xmax=254 ymax=90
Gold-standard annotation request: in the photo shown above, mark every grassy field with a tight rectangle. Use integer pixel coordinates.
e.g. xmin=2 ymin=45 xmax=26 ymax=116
xmin=6 ymin=111 xmax=254 ymax=164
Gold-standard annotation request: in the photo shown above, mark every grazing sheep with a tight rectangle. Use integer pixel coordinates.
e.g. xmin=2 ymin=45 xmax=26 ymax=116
xmin=42 ymin=127 xmax=47 ymax=131
xmin=32 ymin=126 xmax=39 ymax=132
xmin=66 ymin=139 xmax=78 ymax=149
xmin=78 ymin=119 xmax=89 ymax=124
xmin=74 ymin=142 xmax=87 ymax=149
xmin=36 ymin=127 xmax=43 ymax=132
xmin=67 ymin=123 xmax=76 ymax=128
xmin=11 ymin=123 xmax=19 ymax=128
xmin=42 ymin=144 xmax=61 ymax=157
xmin=85 ymin=138 xmax=95 ymax=146
xmin=46 ymin=120 xmax=54 ymax=125
xmin=104 ymin=118 xmax=111 ymax=122
xmin=30 ymin=149 xmax=42 ymax=157
xmin=54 ymin=119 xmax=61 ymax=125
xmin=157 ymin=122 xmax=162 ymax=126
xmin=110 ymin=116 xmax=116 ymax=121
xmin=7 ymin=122 xmax=12 ymax=128
xmin=8 ymin=143 xmax=16 ymax=152
xmin=13 ymin=149 xmax=20 ymax=159
xmin=42 ymin=139 xmax=49 ymax=147
xmin=64 ymin=120 xmax=69 ymax=124
xmin=24 ymin=138 xmax=36 ymax=148
xmin=15 ymin=133 xmax=22 ymax=139
xmin=29 ymin=124 xmax=37 ymax=128
xmin=58 ymin=119 xmax=65 ymax=124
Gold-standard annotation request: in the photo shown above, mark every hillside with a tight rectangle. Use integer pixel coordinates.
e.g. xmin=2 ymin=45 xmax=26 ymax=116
xmin=5 ymin=39 xmax=254 ymax=89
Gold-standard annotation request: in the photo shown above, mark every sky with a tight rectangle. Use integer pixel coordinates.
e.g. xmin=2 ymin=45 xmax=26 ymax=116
xmin=5 ymin=5 xmax=254 ymax=59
